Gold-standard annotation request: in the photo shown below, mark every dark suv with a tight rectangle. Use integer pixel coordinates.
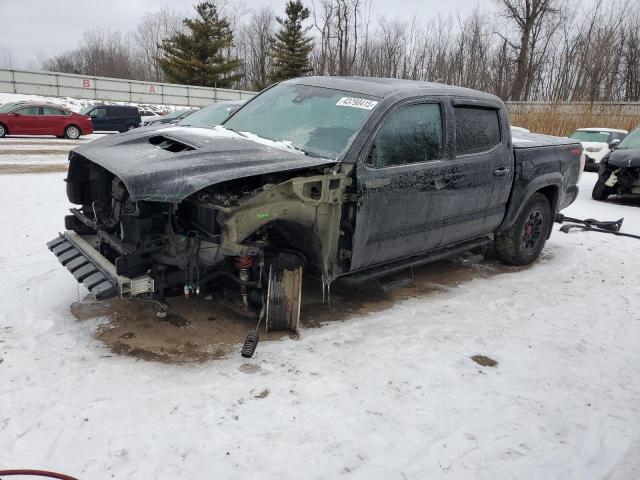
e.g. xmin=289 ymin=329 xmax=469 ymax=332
xmin=80 ymin=105 xmax=141 ymax=133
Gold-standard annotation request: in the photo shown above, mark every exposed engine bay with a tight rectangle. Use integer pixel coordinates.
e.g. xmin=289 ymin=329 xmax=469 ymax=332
xmin=51 ymin=153 xmax=353 ymax=348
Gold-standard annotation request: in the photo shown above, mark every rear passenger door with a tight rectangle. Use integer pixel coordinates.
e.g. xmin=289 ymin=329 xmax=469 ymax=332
xmin=438 ymin=101 xmax=513 ymax=245
xmin=41 ymin=106 xmax=69 ymax=136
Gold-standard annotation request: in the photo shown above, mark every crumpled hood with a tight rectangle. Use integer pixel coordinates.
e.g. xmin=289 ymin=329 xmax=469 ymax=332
xmin=70 ymin=126 xmax=336 ymax=202
xmin=606 ymin=148 xmax=640 ymax=168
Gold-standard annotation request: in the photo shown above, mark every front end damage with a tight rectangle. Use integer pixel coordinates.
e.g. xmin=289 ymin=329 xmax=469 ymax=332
xmin=49 ymin=151 xmax=352 ymax=334
xmin=598 ymin=150 xmax=640 ymax=196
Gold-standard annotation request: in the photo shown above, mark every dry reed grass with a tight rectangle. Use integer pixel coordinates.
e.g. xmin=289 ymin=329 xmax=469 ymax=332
xmin=508 ymin=109 xmax=640 ymax=137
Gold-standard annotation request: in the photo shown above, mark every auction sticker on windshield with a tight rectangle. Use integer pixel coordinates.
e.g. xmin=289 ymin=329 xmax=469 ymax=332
xmin=336 ymin=97 xmax=379 ymax=110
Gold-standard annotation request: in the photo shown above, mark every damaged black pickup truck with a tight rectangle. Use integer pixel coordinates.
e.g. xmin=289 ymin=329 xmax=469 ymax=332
xmin=48 ymin=76 xmax=581 ymax=335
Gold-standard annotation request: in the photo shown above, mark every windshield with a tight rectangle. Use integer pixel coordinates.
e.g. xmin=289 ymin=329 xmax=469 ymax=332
xmin=80 ymin=106 xmax=94 ymax=115
xmin=179 ymin=102 xmax=239 ymax=127
xmin=224 ymin=83 xmax=379 ymax=159
xmin=570 ymin=131 xmax=611 ymax=143
xmin=165 ymin=110 xmax=189 ymax=119
xmin=0 ymin=102 xmax=21 ymax=113
xmin=617 ymin=128 xmax=640 ymax=150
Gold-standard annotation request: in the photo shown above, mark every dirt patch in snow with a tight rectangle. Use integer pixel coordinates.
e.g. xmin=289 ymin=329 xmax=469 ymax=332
xmin=73 ymin=259 xmax=524 ymax=364
xmin=0 ymin=164 xmax=68 ymax=175
xmin=471 ymin=355 xmax=499 ymax=367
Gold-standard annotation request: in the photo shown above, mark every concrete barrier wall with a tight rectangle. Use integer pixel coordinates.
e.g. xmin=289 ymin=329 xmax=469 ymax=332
xmin=0 ymin=68 xmax=256 ymax=107
xmin=506 ymin=101 xmax=640 ymax=116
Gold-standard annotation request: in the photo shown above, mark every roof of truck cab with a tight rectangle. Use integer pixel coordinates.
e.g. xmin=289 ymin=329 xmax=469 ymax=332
xmin=286 ymin=76 xmax=502 ymax=102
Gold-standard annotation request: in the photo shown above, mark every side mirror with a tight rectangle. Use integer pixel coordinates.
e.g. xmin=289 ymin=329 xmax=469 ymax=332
xmin=609 ymin=139 xmax=621 ymax=149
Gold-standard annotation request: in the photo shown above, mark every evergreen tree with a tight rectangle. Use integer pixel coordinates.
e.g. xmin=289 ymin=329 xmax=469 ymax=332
xmin=270 ymin=1 xmax=314 ymax=82
xmin=158 ymin=2 xmax=242 ymax=88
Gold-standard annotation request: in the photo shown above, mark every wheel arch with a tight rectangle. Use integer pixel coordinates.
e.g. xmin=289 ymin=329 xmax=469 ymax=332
xmin=497 ymin=174 xmax=562 ymax=235
xmin=260 ymin=219 xmax=324 ymax=276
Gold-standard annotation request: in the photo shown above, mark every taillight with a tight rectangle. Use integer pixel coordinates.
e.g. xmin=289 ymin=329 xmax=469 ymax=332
xmin=571 ymin=148 xmax=582 ymax=156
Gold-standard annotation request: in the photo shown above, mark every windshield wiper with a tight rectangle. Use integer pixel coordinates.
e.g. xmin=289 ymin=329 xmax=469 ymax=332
xmin=223 ymin=126 xmax=248 ymax=138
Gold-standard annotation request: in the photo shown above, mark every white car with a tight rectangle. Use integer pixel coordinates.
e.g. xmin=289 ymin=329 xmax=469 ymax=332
xmin=139 ymin=109 xmax=162 ymax=125
xmin=569 ymin=128 xmax=628 ymax=171
xmin=511 ymin=126 xmax=531 ymax=134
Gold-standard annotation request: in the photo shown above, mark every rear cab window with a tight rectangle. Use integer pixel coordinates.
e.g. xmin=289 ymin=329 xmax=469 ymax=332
xmin=454 ymin=106 xmax=502 ymax=155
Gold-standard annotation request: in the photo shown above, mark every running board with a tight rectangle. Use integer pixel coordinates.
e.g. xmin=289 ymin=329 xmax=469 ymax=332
xmin=340 ymin=236 xmax=491 ymax=287
xmin=47 ymin=231 xmax=154 ymax=300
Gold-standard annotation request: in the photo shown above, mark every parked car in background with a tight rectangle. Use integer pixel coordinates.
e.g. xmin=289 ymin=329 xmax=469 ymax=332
xmin=0 ymin=101 xmax=93 ymax=139
xmin=80 ymin=105 xmax=141 ymax=133
xmin=569 ymin=128 xmax=628 ymax=171
xmin=176 ymin=100 xmax=245 ymax=128
xmin=592 ymin=127 xmax=640 ymax=201
xmin=142 ymin=109 xmax=196 ymax=126
xmin=139 ymin=109 xmax=161 ymax=125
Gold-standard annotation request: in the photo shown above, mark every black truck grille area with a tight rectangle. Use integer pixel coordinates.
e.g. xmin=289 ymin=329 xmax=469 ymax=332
xmin=47 ymin=235 xmax=117 ymax=300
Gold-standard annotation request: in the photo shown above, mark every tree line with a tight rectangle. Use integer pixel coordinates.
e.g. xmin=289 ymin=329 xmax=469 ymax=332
xmin=36 ymin=0 xmax=640 ymax=102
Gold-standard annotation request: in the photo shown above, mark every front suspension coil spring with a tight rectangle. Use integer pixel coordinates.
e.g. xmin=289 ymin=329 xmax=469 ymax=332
xmin=234 ymin=255 xmax=254 ymax=269
xmin=235 ymin=256 xmax=255 ymax=308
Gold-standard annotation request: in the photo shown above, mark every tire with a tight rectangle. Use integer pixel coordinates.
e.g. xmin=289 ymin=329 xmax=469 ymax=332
xmin=0 ymin=122 xmax=6 ymax=138
xmin=592 ymin=179 xmax=611 ymax=201
xmin=64 ymin=125 xmax=81 ymax=139
xmin=495 ymin=193 xmax=551 ymax=266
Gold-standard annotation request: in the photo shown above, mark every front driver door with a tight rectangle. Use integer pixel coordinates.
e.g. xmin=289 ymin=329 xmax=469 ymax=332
xmin=350 ymin=100 xmax=454 ymax=271
xmin=12 ymin=106 xmax=43 ymax=134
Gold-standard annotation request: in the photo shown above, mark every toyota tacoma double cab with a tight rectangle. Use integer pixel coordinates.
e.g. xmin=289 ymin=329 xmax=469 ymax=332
xmin=48 ymin=77 xmax=581 ymax=334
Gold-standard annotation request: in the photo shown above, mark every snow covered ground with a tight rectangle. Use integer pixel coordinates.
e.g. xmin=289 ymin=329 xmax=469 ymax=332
xmin=0 ymin=171 xmax=639 ymax=479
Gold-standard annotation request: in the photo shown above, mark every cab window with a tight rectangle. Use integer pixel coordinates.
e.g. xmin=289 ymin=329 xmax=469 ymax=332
xmin=371 ymin=103 xmax=443 ymax=168
xmin=90 ymin=108 xmax=107 ymax=118
xmin=16 ymin=106 xmax=41 ymax=115
xmin=42 ymin=107 xmax=66 ymax=116
xmin=455 ymin=106 xmax=501 ymax=155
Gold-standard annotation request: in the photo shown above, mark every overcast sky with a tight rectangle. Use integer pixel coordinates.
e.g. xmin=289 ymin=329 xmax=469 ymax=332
xmin=1 ymin=0 xmax=494 ymax=68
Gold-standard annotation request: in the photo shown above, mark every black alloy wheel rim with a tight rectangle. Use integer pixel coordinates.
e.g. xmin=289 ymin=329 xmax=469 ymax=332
xmin=522 ymin=209 xmax=544 ymax=251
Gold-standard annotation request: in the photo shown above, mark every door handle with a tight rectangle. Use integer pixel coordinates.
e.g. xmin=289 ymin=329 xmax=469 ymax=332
xmin=494 ymin=167 xmax=510 ymax=177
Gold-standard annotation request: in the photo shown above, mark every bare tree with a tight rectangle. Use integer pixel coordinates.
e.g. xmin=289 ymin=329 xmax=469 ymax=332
xmin=0 ymin=47 xmax=15 ymax=68
xmin=238 ymin=6 xmax=275 ymax=90
xmin=494 ymin=0 xmax=564 ymax=100
xmin=132 ymin=7 xmax=183 ymax=81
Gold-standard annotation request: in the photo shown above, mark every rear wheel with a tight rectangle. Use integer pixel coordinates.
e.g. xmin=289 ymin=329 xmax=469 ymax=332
xmin=64 ymin=125 xmax=81 ymax=139
xmin=495 ymin=193 xmax=551 ymax=266
xmin=592 ymin=179 xmax=611 ymax=201
xmin=0 ymin=123 xmax=6 ymax=138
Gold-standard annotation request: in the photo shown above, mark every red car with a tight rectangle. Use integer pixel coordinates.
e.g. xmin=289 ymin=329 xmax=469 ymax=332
xmin=0 ymin=101 xmax=94 ymax=139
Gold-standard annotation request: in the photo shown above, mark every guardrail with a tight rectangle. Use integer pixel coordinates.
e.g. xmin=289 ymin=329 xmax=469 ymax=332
xmin=0 ymin=68 xmax=256 ymax=107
